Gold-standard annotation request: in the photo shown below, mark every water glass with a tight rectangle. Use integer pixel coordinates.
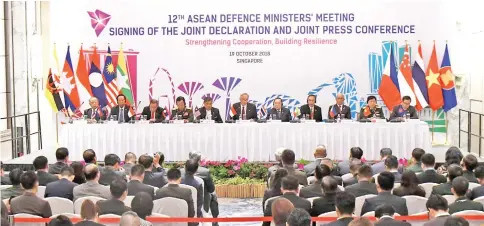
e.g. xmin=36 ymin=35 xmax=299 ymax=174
xmin=176 ymin=115 xmax=182 ymax=120
xmin=83 ymin=115 xmax=88 ymax=121
xmin=111 ymin=115 xmax=118 ymax=121
xmin=142 ymin=115 xmax=147 ymax=121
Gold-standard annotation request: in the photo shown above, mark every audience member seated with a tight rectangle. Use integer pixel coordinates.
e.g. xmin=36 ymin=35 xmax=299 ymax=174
xmin=361 ymin=171 xmax=408 ymax=216
xmin=1 ymin=168 xmax=24 ymax=200
xmin=448 ymin=176 xmax=484 ymax=214
xmin=268 ymin=147 xmax=285 ymax=183
xmin=83 ymin=149 xmax=98 ymax=165
xmin=97 ymin=179 xmax=131 ymax=215
xmin=181 ymin=159 xmax=203 ymax=217
xmin=348 ymin=218 xmax=373 ymax=226
xmin=0 ymin=161 xmax=10 ymax=185
xmin=33 ymin=156 xmax=59 ymax=186
xmin=406 ymin=148 xmax=425 ymax=173
xmin=99 ymin=154 xmax=126 ymax=186
xmin=374 ymin=204 xmax=411 ymax=226
xmin=188 ymin=152 xmax=218 ymax=218
xmin=372 ymin=148 xmax=392 ymax=176
xmin=432 ymin=164 xmax=463 ymax=196
xmin=1 ymin=200 xmax=9 ymax=226
xmin=392 ymin=171 xmax=426 ymax=197
xmin=438 ymin=147 xmax=463 ymax=175
xmin=130 ymin=192 xmax=154 ymax=226
xmin=48 ymin=215 xmax=74 ymax=226
xmin=154 ymin=168 xmax=195 ymax=218
xmin=49 ymin=147 xmax=70 ymax=174
xmin=120 ymin=211 xmax=143 ymax=226
xmin=71 ymin=162 xmax=86 ymax=184
xmin=270 ymin=149 xmax=307 ymax=186
xmin=10 ymin=171 xmax=52 ymax=217
xmin=324 ymin=191 xmax=355 ymax=226
xmin=338 ymin=147 xmax=363 ymax=175
xmin=384 ymin=156 xmax=402 ymax=183
xmin=311 ymin=176 xmax=338 ymax=216
xmin=45 ymin=166 xmax=78 ymax=200
xmin=345 ymin=164 xmax=377 ymax=197
xmin=123 ymin=152 xmax=137 ymax=175
xmin=418 ymin=153 xmax=447 ymax=184
xmin=139 ymin=154 xmax=167 ymax=188
xmin=444 ymin=216 xmax=470 ymax=226
xmin=76 ymin=199 xmax=104 ymax=226
xmin=263 ymin=176 xmax=311 ymax=226
xmin=128 ymin=164 xmax=155 ymax=198
xmin=468 ymin=165 xmax=484 ymax=200
xmin=304 ymin=145 xmax=328 ymax=176
xmin=73 ymin=164 xmax=111 ymax=201
xmin=263 ymin=169 xmax=288 ymax=209
xmin=343 ymin=163 xmax=361 ymax=187
xmin=321 ymin=159 xmax=343 ymax=185
xmin=424 ymin=194 xmax=450 ymax=226
xmin=300 ymin=165 xmax=327 ymax=198
xmin=461 ymin=154 xmax=478 ymax=183
xmin=286 ymin=208 xmax=311 ymax=226
xmin=270 ymin=197 xmax=294 ymax=226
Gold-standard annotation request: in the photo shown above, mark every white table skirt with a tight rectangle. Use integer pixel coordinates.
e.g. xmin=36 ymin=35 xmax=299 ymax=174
xmin=59 ymin=122 xmax=431 ymax=162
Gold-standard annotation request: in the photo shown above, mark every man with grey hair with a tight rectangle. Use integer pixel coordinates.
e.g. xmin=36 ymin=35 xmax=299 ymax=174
xmin=231 ymin=93 xmax=258 ymax=120
xmin=120 ymin=211 xmax=151 ymax=226
xmin=304 ymin=145 xmax=329 ymax=176
xmin=267 ymin=147 xmax=285 ymax=182
xmin=83 ymin=97 xmax=107 ymax=121
xmin=372 ymin=148 xmax=393 ymax=175
xmin=327 ymin=93 xmax=351 ymax=120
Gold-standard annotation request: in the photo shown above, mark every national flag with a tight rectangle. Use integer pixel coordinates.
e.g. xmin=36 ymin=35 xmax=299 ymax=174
xmin=117 ymin=46 xmax=135 ymax=108
xmin=439 ymin=43 xmax=457 ymax=112
xmin=363 ymin=106 xmax=371 ymax=117
xmin=89 ymin=48 xmax=109 ymax=107
xmin=260 ymin=106 xmax=267 ymax=118
xmin=194 ymin=106 xmax=201 ymax=119
xmin=378 ymin=45 xmax=401 ymax=110
xmin=103 ymin=46 xmax=118 ymax=110
xmin=397 ymin=44 xmax=418 ymax=108
xmin=229 ymin=105 xmax=237 ymax=117
xmin=412 ymin=42 xmax=430 ymax=110
xmin=426 ymin=42 xmax=444 ymax=111
xmin=61 ymin=45 xmax=81 ymax=112
xmin=75 ymin=46 xmax=93 ymax=110
xmin=329 ymin=105 xmax=338 ymax=118
xmin=45 ymin=68 xmax=65 ymax=111
xmin=293 ymin=106 xmax=300 ymax=119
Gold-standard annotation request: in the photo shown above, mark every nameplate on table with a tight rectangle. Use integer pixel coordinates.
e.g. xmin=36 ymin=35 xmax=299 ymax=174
xmin=374 ymin=119 xmax=386 ymax=123
xmin=406 ymin=119 xmax=421 ymax=124
xmin=172 ymin=120 xmax=185 ymax=124
xmin=200 ymin=119 xmax=215 ymax=124
xmin=236 ymin=120 xmax=252 ymax=124
xmin=301 ymin=120 xmax=316 ymax=123
xmin=268 ymin=120 xmax=282 ymax=123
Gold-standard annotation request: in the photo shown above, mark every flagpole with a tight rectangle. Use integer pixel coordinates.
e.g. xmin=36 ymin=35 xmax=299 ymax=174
xmin=445 ymin=112 xmax=449 ymax=145
xmin=432 ymin=111 xmax=435 ymax=145
xmin=55 ymin=113 xmax=59 ymax=144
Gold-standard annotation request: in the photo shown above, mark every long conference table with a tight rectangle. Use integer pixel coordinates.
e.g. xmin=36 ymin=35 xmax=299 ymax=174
xmin=59 ymin=121 xmax=431 ymax=162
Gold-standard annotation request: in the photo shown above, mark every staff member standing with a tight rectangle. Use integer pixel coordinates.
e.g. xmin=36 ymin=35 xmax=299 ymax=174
xmin=171 ymin=96 xmax=194 ymax=122
xmin=141 ymin=99 xmax=164 ymax=123
xmin=299 ymin=95 xmax=322 ymax=122
xmin=359 ymin=96 xmax=385 ymax=120
xmin=110 ymin=94 xmax=132 ymax=123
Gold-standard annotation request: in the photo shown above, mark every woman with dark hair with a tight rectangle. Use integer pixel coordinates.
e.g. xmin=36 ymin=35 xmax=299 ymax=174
xmin=392 ymin=171 xmax=426 ymax=197
xmin=263 ymin=169 xmax=289 ymax=211
xmin=71 ymin=162 xmax=86 ymax=184
xmin=171 ymin=96 xmax=194 ymax=122
xmin=75 ymin=199 xmax=103 ymax=226
xmin=438 ymin=147 xmax=464 ymax=174
xmin=130 ymin=192 xmax=154 ymax=226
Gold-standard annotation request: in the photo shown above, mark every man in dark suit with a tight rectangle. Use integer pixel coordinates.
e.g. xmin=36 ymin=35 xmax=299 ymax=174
xmin=155 ymin=168 xmax=195 ymax=219
xmin=361 ymin=172 xmax=408 ymax=216
xmin=127 ymin=164 xmax=155 ymax=198
xmin=181 ymin=159 xmax=203 ymax=217
xmin=389 ymin=96 xmax=419 ymax=121
xmin=374 ymin=204 xmax=411 ymax=226
xmin=263 ymin=176 xmax=311 ymax=226
xmin=10 ymin=171 xmax=52 ymax=217
xmin=1 ymin=168 xmax=24 ymax=200
xmin=266 ymin=98 xmax=291 ymax=122
xmin=83 ymin=149 xmax=97 ymax=165
xmin=33 ymin=156 xmax=58 ymax=186
xmin=406 ymin=148 xmax=425 ymax=173
xmin=0 ymin=161 xmax=10 ymax=185
xmin=338 ymin=147 xmax=363 ymax=175
xmin=424 ymin=195 xmax=451 ymax=226
xmin=311 ymin=177 xmax=338 ymax=216
xmin=187 ymin=152 xmax=218 ymax=218
xmin=345 ymin=164 xmax=378 ymax=197
xmin=461 ymin=154 xmax=478 ymax=183
xmin=468 ymin=165 xmax=484 ymax=200
xmin=327 ymin=93 xmax=351 ymax=120
xmin=359 ymin=95 xmax=385 ymax=120
xmin=385 ymin=156 xmax=402 ymax=183
xmin=343 ymin=163 xmax=360 ymax=187
xmin=270 ymin=149 xmax=308 ymax=187
xmin=123 ymin=152 xmax=137 ymax=175
xmin=323 ymin=191 xmax=355 ymax=226
xmin=171 ymin=96 xmax=194 ymax=122
xmin=303 ymin=145 xmax=327 ymax=176
xmin=197 ymin=97 xmax=223 ymax=123
xmin=268 ymin=148 xmax=284 ymax=184
xmin=83 ymin=97 xmax=107 ymax=122
xmin=109 ymin=94 xmax=132 ymax=123
xmin=298 ymin=95 xmax=322 ymax=122
xmin=139 ymin=154 xmax=167 ymax=188
xmin=73 ymin=164 xmax=111 ymax=201
xmin=448 ymin=176 xmax=484 ymax=214
xmin=45 ymin=166 xmax=78 ymax=201
xmin=97 ymin=179 xmax=131 ymax=215
xmin=371 ymin=148 xmax=392 ymax=176
xmin=49 ymin=147 xmax=70 ymax=174
xmin=141 ymin=99 xmax=165 ymax=123
xmin=231 ymin=93 xmax=257 ymax=120
xmin=418 ymin=153 xmax=447 ymax=184
xmin=432 ymin=164 xmax=463 ymax=196
xmin=99 ymin=154 xmax=126 ymax=186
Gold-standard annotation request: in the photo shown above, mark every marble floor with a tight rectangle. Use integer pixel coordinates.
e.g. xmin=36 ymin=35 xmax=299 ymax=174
xmin=218 ymin=198 xmax=263 ymax=226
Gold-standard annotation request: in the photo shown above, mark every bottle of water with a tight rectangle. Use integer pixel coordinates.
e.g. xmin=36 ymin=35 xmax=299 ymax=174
xmin=337 ymin=114 xmax=341 ymax=123
xmin=405 ymin=113 xmax=410 ymax=122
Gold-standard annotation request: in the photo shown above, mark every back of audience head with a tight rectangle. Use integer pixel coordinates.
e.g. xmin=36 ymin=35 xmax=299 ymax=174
xmin=33 ymin=156 xmax=49 ymax=171
xmin=281 ymin=149 xmax=296 ymax=166
xmin=426 ymin=194 xmax=449 ymax=218
xmin=130 ymin=164 xmax=145 ymax=180
xmin=270 ymin=197 xmax=294 ymax=226
xmin=189 ymin=151 xmax=202 ymax=162
xmin=55 ymin=147 xmax=69 ymax=162
xmin=20 ymin=171 xmax=38 ymax=192
xmin=349 ymin=163 xmax=362 ymax=176
xmin=452 ymin=176 xmax=469 ymax=197
xmin=104 ymin=154 xmax=121 ymax=168
xmin=412 ymin=148 xmax=425 ymax=162
xmin=9 ymin=168 xmax=23 ymax=185
xmin=462 ymin=154 xmax=478 ymax=172
xmin=421 ymin=153 xmax=436 ymax=169
xmin=350 ymin=147 xmax=363 ymax=160
xmin=445 ymin=147 xmax=463 ymax=166
xmin=448 ymin=164 xmax=463 ymax=181
xmin=384 ymin=155 xmax=398 ymax=170
xmin=138 ymin=155 xmax=154 ymax=170
xmin=185 ymin=159 xmax=199 ymax=175
xmin=80 ymin=199 xmax=99 ymax=221
xmin=322 ymin=176 xmax=338 ymax=194
xmin=444 ymin=216 xmax=469 ymax=226
xmin=380 ymin=148 xmax=392 ymax=159
xmin=120 ymin=211 xmax=141 ymax=226
xmin=111 ymin=179 xmax=128 ymax=200
xmin=275 ymin=147 xmax=285 ymax=163
xmin=475 ymin=165 xmax=484 ymax=184
xmin=322 ymin=158 xmax=335 ymax=170
xmin=357 ymin=164 xmax=373 ymax=181
xmin=60 ymin=166 xmax=75 ymax=181
xmin=401 ymin=171 xmax=419 ymax=188
xmin=83 ymin=149 xmax=96 ymax=164
xmin=375 ymin=204 xmax=395 ymax=219
xmin=124 ymin=152 xmax=137 ymax=164
xmin=335 ymin=191 xmax=355 ymax=217
xmin=286 ymin=208 xmax=311 ymax=226
xmin=167 ymin=168 xmax=182 ymax=183
xmin=272 ymin=169 xmax=289 ymax=191
xmin=348 ymin=218 xmax=373 ymax=226
xmin=376 ymin=171 xmax=394 ymax=192
xmin=84 ymin=164 xmax=100 ymax=181
xmin=48 ymin=215 xmax=73 ymax=226
xmin=281 ymin=176 xmax=299 ymax=193
xmin=314 ymin=165 xmax=325 ymax=181
xmin=131 ymin=192 xmax=153 ymax=220
xmin=314 ymin=145 xmax=327 ymax=159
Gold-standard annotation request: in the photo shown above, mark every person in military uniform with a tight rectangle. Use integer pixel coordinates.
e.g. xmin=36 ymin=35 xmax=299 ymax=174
xmin=359 ymin=95 xmax=385 ymax=120
xmin=171 ymin=96 xmax=194 ymax=122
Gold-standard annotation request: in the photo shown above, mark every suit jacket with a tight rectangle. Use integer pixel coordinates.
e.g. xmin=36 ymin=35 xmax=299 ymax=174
xmin=171 ymin=108 xmax=194 ymax=122
xmin=371 ymin=161 xmax=386 ymax=176
xmin=345 ymin=181 xmax=378 ymax=197
xmin=391 ymin=171 xmax=403 ymax=183
xmin=343 ymin=176 xmax=358 ymax=187
xmin=99 ymin=166 xmax=126 ymax=186
xmin=122 ymin=163 xmax=135 ymax=175
xmin=110 ymin=105 xmax=132 ymax=122
xmin=374 ymin=218 xmax=411 ymax=226
xmin=182 ymin=174 xmax=204 ymax=217
xmin=311 ymin=192 xmax=337 ymax=216
xmin=468 ymin=185 xmax=484 ymax=200
xmin=141 ymin=106 xmax=165 ymax=122
xmin=83 ymin=108 xmax=108 ymax=121
xmin=10 ymin=192 xmax=52 ymax=217
xmin=361 ymin=191 xmax=408 ymax=216
xmin=266 ymin=107 xmax=291 ymax=122
xmin=262 ymin=188 xmax=282 ymax=211
xmin=417 ymin=169 xmax=447 ymax=184
xmin=97 ymin=198 xmax=131 ymax=216
xmin=155 ymin=184 xmax=195 ymax=218
xmin=0 ymin=176 xmax=10 ymax=185
xmin=231 ymin=102 xmax=257 ymax=120
xmin=359 ymin=106 xmax=385 ymax=120
xmin=197 ymin=107 xmax=223 ymax=123
xmin=143 ymin=169 xmax=168 ymax=188
xmin=323 ymin=217 xmax=354 ymax=226
xmin=270 ymin=166 xmax=308 ymax=187
xmin=45 ymin=178 xmax=78 ymax=201
xmin=73 ymin=181 xmax=111 ymax=201
xmin=463 ymin=170 xmax=478 ymax=183
xmin=37 ymin=171 xmax=59 ymax=186
xmin=406 ymin=162 xmax=423 ymax=173
xmin=263 ymin=193 xmax=311 ymax=226
xmin=432 ymin=182 xmax=453 ymax=196
xmin=49 ymin=162 xmax=69 ymax=175
xmin=127 ymin=180 xmax=155 ymax=198
xmin=193 ymin=166 xmax=215 ymax=212
xmin=299 ymin=104 xmax=323 ymax=122
xmin=423 ymin=215 xmax=451 ymax=226
xmin=389 ymin=105 xmax=418 ymax=120
xmin=75 ymin=221 xmax=105 ymax=226
xmin=304 ymin=159 xmax=323 ymax=176
xmin=327 ymin=104 xmax=351 ymax=120
xmin=337 ymin=159 xmax=362 ymax=176
xmin=267 ymin=164 xmax=282 ymax=185
xmin=0 ymin=185 xmax=24 ymax=200
xmin=393 ymin=185 xmax=426 ymax=197
xmin=449 ymin=197 xmax=484 ymax=214
xmin=299 ymin=181 xmax=323 ymax=199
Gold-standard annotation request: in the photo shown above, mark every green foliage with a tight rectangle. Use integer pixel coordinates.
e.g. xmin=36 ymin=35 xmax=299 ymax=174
xmin=214 ymin=176 xmax=265 ymax=185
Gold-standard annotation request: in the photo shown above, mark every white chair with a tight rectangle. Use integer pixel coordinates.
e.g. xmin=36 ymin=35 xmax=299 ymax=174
xmin=411 ymin=211 xmax=428 ymax=216
xmin=341 ymin=173 xmax=353 ymax=181
xmin=307 ymin=197 xmax=319 ymax=207
xmin=147 ymin=184 xmax=158 ymax=195
xmin=469 ymin=182 xmax=480 ymax=190
xmin=337 ymin=185 xmax=345 ymax=191
xmin=299 ymin=184 xmax=304 ymax=190
xmin=452 ymin=210 xmax=484 ymax=216
xmin=150 ymin=213 xmax=171 ymax=226
xmin=307 ymin=176 xmax=316 ymax=185
xmin=0 ymin=185 xmax=12 ymax=189
xmin=474 ymin=196 xmax=484 ymax=207
xmin=99 ymin=214 xmax=121 ymax=226
xmin=443 ymin=195 xmax=456 ymax=204
xmin=319 ymin=211 xmax=337 ymax=217
xmin=50 ymin=213 xmax=81 ymax=218
xmin=123 ymin=195 xmax=135 ymax=207
xmin=362 ymin=211 xmax=375 ymax=217
xmin=354 ymin=194 xmax=376 ymax=216
xmin=153 ymin=197 xmax=188 ymax=226
xmin=394 ymin=183 xmax=401 ymax=188
xmin=44 ymin=197 xmax=74 ymax=215
xmin=13 ymin=213 xmax=44 ymax=226
xmin=36 ymin=186 xmax=46 ymax=199
xmin=264 ymin=196 xmax=280 ymax=210
xmin=403 ymin=195 xmax=428 ymax=215
xmin=178 ymin=184 xmax=197 ymax=215
xmin=420 ymin=183 xmax=438 ymax=198
xmin=74 ymin=196 xmax=106 ymax=214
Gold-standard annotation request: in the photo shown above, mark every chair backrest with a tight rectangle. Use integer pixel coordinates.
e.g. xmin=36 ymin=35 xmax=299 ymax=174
xmin=452 ymin=210 xmax=484 ymax=215
xmin=177 ymin=184 xmax=197 ymax=214
xmin=123 ymin=196 xmax=135 ymax=207
xmin=307 ymin=176 xmax=316 ymax=185
xmin=153 ymin=197 xmax=188 ymax=226
xmin=355 ymin=194 xmax=377 ymax=216
xmin=265 ymin=196 xmax=280 ymax=210
xmin=150 ymin=213 xmax=170 ymax=226
xmin=307 ymin=197 xmax=319 ymax=207
xmin=36 ymin=186 xmax=46 ymax=199
xmin=319 ymin=211 xmax=337 ymax=217
xmin=0 ymin=185 xmax=12 ymax=189
xmin=74 ymin=196 xmax=106 ymax=214
xmin=44 ymin=197 xmax=74 ymax=215
xmin=411 ymin=211 xmax=428 ymax=216
xmin=99 ymin=214 xmax=121 ymax=226
xmin=13 ymin=213 xmax=43 ymax=226
xmin=362 ymin=211 xmax=375 ymax=217
xmin=338 ymin=185 xmax=345 ymax=191
xmin=442 ymin=195 xmax=457 ymax=204
xmin=394 ymin=183 xmax=401 ymax=188
xmin=50 ymin=213 xmax=81 ymax=218
xmin=403 ymin=195 xmax=429 ymax=215
xmin=341 ymin=173 xmax=353 ymax=181
xmin=420 ymin=183 xmax=439 ymax=198
xmin=147 ymin=184 xmax=158 ymax=195
xmin=474 ymin=196 xmax=484 ymax=207
xmin=469 ymin=182 xmax=481 ymax=190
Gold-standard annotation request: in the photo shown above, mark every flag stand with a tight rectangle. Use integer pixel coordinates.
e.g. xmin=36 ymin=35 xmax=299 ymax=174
xmin=445 ymin=112 xmax=450 ymax=145
xmin=431 ymin=111 xmax=436 ymax=145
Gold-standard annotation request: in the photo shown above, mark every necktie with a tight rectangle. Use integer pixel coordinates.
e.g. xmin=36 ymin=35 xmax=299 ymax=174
xmin=242 ymin=106 xmax=245 ymax=120
xmin=278 ymin=110 xmax=281 ymax=119
xmin=119 ymin=108 xmax=124 ymax=122
xmin=151 ymin=111 xmax=155 ymax=120
xmin=310 ymin=107 xmax=314 ymax=119
xmin=91 ymin=109 xmax=95 ymax=119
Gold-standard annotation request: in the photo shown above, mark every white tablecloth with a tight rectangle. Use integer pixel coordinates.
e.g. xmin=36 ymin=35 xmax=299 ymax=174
xmin=59 ymin=122 xmax=431 ymax=162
